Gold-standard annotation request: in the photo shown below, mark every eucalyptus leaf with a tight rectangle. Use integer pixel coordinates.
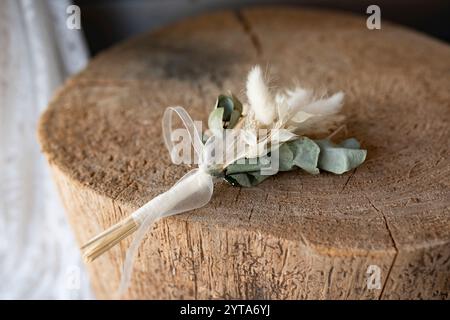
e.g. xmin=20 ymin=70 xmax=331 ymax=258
xmin=286 ymin=137 xmax=320 ymax=174
xmin=224 ymin=138 xmax=320 ymax=187
xmin=224 ymin=173 xmax=252 ymax=187
xmin=225 ymin=155 xmax=275 ymax=187
xmin=231 ymin=94 xmax=243 ymax=114
xmin=225 ymin=171 xmax=271 ymax=187
xmin=228 ymin=110 xmax=241 ymax=129
xmin=210 ymin=94 xmax=243 ymax=130
xmin=278 ymin=143 xmax=294 ymax=171
xmin=208 ymin=108 xmax=224 ymax=136
xmin=223 ymin=136 xmax=366 ymax=187
xmin=226 ymin=156 xmax=270 ymax=175
xmin=216 ymin=94 xmax=234 ymax=121
xmin=315 ymin=138 xmax=366 ymax=174
xmin=339 ymin=138 xmax=360 ymax=149
xmin=249 ymin=171 xmax=271 ymax=185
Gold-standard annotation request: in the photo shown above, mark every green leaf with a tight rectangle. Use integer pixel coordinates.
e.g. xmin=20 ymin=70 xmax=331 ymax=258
xmin=278 ymin=143 xmax=294 ymax=171
xmin=228 ymin=110 xmax=241 ymax=129
xmin=226 ymin=156 xmax=270 ymax=175
xmin=216 ymin=94 xmax=234 ymax=121
xmin=315 ymin=138 xmax=367 ymax=174
xmin=211 ymin=94 xmax=243 ymax=130
xmin=224 ymin=171 xmax=271 ymax=187
xmin=224 ymin=138 xmax=320 ymax=187
xmin=249 ymin=171 xmax=272 ymax=185
xmin=224 ymin=173 xmax=252 ymax=187
xmin=231 ymin=94 xmax=243 ymax=114
xmin=208 ymin=108 xmax=224 ymax=136
xmin=225 ymin=156 xmax=274 ymax=187
xmin=223 ymin=137 xmax=366 ymax=187
xmin=286 ymin=137 xmax=320 ymax=174
xmin=339 ymin=138 xmax=360 ymax=149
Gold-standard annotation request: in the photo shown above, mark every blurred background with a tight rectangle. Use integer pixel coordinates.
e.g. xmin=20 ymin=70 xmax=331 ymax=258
xmin=0 ymin=0 xmax=448 ymax=299
xmin=75 ymin=0 xmax=450 ymax=55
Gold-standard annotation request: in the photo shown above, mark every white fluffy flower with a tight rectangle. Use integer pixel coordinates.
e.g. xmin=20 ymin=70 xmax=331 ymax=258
xmin=287 ymin=90 xmax=344 ymax=135
xmin=244 ymin=65 xmax=344 ymax=135
xmin=246 ymin=66 xmax=276 ymax=125
xmin=238 ymin=65 xmax=345 ymax=160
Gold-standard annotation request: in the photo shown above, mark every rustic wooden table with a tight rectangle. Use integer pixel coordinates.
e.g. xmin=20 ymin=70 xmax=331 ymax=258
xmin=39 ymin=7 xmax=450 ymax=299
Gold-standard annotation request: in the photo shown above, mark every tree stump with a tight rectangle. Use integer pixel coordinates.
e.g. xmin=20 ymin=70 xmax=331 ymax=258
xmin=38 ymin=7 xmax=450 ymax=299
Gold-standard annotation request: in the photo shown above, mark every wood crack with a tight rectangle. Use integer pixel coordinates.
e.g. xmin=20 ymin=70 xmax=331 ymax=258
xmin=185 ymin=221 xmax=198 ymax=299
xmin=340 ymin=167 xmax=357 ymax=193
xmin=247 ymin=205 xmax=255 ymax=222
xmin=234 ymin=10 xmax=262 ymax=56
xmin=113 ymin=181 xmax=135 ymax=201
xmin=367 ymin=197 xmax=399 ymax=300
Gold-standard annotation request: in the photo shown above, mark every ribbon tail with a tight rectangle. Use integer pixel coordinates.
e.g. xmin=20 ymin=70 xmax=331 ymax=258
xmin=82 ymin=105 xmax=215 ymax=297
xmin=115 ymin=208 xmax=158 ymax=298
xmin=116 ymin=169 xmax=214 ymax=297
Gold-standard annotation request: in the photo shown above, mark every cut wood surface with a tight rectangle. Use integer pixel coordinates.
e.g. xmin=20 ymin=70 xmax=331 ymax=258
xmin=38 ymin=7 xmax=450 ymax=299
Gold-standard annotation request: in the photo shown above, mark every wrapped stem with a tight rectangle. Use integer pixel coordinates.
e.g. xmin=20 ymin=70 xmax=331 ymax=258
xmin=81 ymin=169 xmax=214 ymax=263
xmin=82 ymin=216 xmax=138 ymax=262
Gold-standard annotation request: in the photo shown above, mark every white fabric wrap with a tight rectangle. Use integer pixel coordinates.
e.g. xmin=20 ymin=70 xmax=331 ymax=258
xmin=0 ymin=0 xmax=90 ymax=299
xmin=118 ymin=107 xmax=219 ymax=296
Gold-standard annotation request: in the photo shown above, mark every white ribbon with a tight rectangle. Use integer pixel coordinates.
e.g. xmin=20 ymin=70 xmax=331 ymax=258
xmin=117 ymin=107 xmax=218 ymax=297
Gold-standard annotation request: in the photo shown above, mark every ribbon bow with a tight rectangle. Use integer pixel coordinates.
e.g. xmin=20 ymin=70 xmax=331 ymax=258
xmin=117 ymin=106 xmax=219 ymax=296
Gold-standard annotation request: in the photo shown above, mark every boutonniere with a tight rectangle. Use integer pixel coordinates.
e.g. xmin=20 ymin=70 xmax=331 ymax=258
xmin=81 ymin=65 xmax=366 ymax=296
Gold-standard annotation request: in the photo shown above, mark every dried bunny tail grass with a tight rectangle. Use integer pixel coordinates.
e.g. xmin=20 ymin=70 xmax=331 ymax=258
xmin=246 ymin=65 xmax=276 ymax=125
xmin=302 ymin=91 xmax=344 ymax=115
xmin=282 ymin=87 xmax=313 ymax=121
xmin=285 ymin=88 xmax=313 ymax=110
xmin=293 ymin=114 xmax=346 ymax=136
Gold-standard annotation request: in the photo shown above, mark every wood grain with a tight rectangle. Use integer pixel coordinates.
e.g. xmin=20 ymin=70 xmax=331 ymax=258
xmin=38 ymin=7 xmax=450 ymax=299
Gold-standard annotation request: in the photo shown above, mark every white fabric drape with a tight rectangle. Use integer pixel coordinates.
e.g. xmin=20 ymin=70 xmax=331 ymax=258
xmin=0 ymin=0 xmax=92 ymax=299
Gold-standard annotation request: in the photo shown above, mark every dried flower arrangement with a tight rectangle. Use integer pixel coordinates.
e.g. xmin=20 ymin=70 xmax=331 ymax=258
xmin=81 ymin=65 xmax=366 ymax=295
